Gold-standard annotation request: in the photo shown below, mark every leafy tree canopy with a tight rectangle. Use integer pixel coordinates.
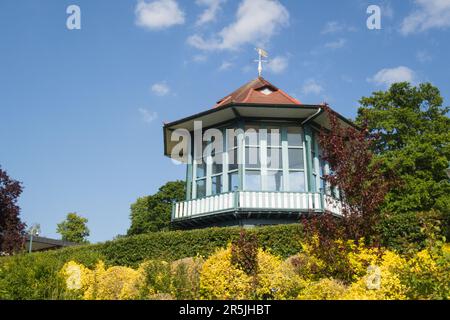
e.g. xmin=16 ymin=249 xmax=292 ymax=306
xmin=0 ymin=167 xmax=26 ymax=253
xmin=56 ymin=212 xmax=90 ymax=243
xmin=127 ymin=180 xmax=185 ymax=235
xmin=356 ymin=82 xmax=450 ymax=215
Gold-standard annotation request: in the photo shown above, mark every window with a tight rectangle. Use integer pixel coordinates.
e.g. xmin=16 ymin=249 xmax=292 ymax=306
xmin=288 ymin=149 xmax=304 ymax=170
xmin=245 ymin=146 xmax=260 ymax=168
xmin=287 ymin=127 xmax=302 ymax=146
xmin=228 ymin=172 xmax=239 ymax=192
xmin=285 ymin=126 xmax=305 ymax=192
xmin=196 ymin=179 xmax=206 ymax=198
xmin=289 ymin=171 xmax=305 ymax=192
xmin=191 ymin=124 xmax=311 ymax=198
xmin=267 ymin=147 xmax=282 ymax=169
xmin=266 ymin=127 xmax=281 ymax=147
xmin=211 ymin=175 xmax=222 ymax=195
xmin=266 ymin=170 xmax=283 ymax=191
xmin=196 ymin=160 xmax=206 ymax=179
xmin=228 ymin=149 xmax=238 ymax=171
xmin=245 ymin=170 xmax=261 ymax=191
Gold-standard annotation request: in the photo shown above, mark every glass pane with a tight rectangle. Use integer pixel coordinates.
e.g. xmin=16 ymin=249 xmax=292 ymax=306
xmin=196 ymin=179 xmax=206 ymax=198
xmin=196 ymin=160 xmax=206 ymax=178
xmin=211 ymin=175 xmax=222 ymax=195
xmin=212 ymin=153 xmax=223 ymax=174
xmin=228 ymin=149 xmax=238 ymax=171
xmin=287 ymin=127 xmax=302 ymax=146
xmin=228 ymin=172 xmax=239 ymax=192
xmin=267 ymin=147 xmax=282 ymax=169
xmin=289 ymin=171 xmax=305 ymax=192
xmin=245 ymin=170 xmax=261 ymax=191
xmin=288 ymin=149 xmax=304 ymax=169
xmin=244 ymin=125 xmax=259 ymax=145
xmin=267 ymin=127 xmax=281 ymax=147
xmin=245 ymin=147 xmax=260 ymax=168
xmin=320 ymin=178 xmax=326 ymax=192
xmin=319 ymin=159 xmax=325 ymax=177
xmin=266 ymin=170 xmax=283 ymax=191
xmin=227 ymin=129 xmax=240 ymax=150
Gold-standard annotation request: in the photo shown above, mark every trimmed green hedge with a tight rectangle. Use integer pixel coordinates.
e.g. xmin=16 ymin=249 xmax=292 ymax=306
xmin=0 ymin=224 xmax=304 ymax=299
xmin=74 ymin=224 xmax=303 ymax=267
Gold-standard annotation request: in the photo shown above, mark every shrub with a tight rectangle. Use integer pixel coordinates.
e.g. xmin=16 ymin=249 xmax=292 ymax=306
xmin=400 ymin=247 xmax=450 ymax=299
xmin=231 ymin=230 xmax=258 ymax=276
xmin=255 ymin=249 xmax=301 ymax=300
xmin=199 ymin=246 xmax=303 ymax=300
xmin=138 ymin=259 xmax=172 ymax=298
xmin=199 ymin=246 xmax=253 ymax=300
xmin=170 ymin=257 xmax=203 ymax=300
xmin=61 ymin=260 xmax=145 ymax=300
xmin=297 ymin=279 xmax=347 ymax=300
xmin=376 ymin=210 xmax=446 ymax=253
xmin=0 ymin=253 xmax=67 ymax=300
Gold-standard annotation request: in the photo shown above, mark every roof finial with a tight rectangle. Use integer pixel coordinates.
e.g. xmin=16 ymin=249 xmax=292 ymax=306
xmin=255 ymin=48 xmax=268 ymax=77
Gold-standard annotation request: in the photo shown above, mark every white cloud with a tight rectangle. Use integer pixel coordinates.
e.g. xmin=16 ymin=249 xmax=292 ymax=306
xmin=321 ymin=21 xmax=356 ymax=34
xmin=368 ymin=66 xmax=416 ymax=87
xmin=416 ymin=50 xmax=432 ymax=63
xmin=381 ymin=1 xmax=394 ymax=19
xmin=218 ymin=61 xmax=233 ymax=71
xmin=266 ymin=56 xmax=288 ymax=74
xmin=193 ymin=54 xmax=208 ymax=62
xmin=138 ymin=108 xmax=158 ymax=123
xmin=324 ymin=38 xmax=347 ymax=49
xmin=135 ymin=0 xmax=185 ymax=30
xmin=151 ymin=82 xmax=170 ymax=96
xmin=301 ymin=79 xmax=324 ymax=96
xmin=188 ymin=0 xmax=289 ymax=51
xmin=400 ymin=0 xmax=450 ymax=35
xmin=195 ymin=0 xmax=225 ymax=26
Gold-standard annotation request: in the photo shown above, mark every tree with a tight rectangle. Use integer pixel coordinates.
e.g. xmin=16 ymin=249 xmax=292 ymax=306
xmin=128 ymin=180 xmax=185 ymax=235
xmin=317 ymin=105 xmax=394 ymax=240
xmin=56 ymin=213 xmax=90 ymax=243
xmin=0 ymin=167 xmax=26 ymax=254
xmin=356 ymin=82 xmax=450 ymax=215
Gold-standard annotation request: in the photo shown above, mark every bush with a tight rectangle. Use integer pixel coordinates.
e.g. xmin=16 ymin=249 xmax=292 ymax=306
xmin=199 ymin=246 xmax=253 ymax=300
xmin=377 ymin=210 xmax=446 ymax=252
xmin=0 ymin=253 xmax=67 ymax=300
xmin=170 ymin=257 xmax=203 ymax=300
xmin=297 ymin=278 xmax=347 ymax=300
xmin=199 ymin=246 xmax=303 ymax=300
xmin=0 ymin=225 xmax=303 ymax=299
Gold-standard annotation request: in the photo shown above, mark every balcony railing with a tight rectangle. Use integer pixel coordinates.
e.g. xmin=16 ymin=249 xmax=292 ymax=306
xmin=172 ymin=191 xmax=343 ymax=221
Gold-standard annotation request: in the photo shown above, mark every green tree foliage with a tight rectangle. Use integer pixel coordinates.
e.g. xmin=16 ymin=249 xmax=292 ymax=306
xmin=356 ymin=82 xmax=450 ymax=215
xmin=127 ymin=180 xmax=185 ymax=235
xmin=56 ymin=213 xmax=90 ymax=244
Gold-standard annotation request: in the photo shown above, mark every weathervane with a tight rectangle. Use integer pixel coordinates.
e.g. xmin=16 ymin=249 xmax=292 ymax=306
xmin=255 ymin=48 xmax=268 ymax=77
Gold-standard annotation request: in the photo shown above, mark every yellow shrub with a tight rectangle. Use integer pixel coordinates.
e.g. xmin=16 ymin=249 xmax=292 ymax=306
xmin=347 ymin=240 xmax=381 ymax=280
xmin=60 ymin=261 xmax=92 ymax=294
xmin=402 ymin=247 xmax=450 ymax=299
xmin=62 ymin=261 xmax=145 ymax=300
xmin=256 ymin=249 xmax=303 ymax=300
xmin=297 ymin=278 xmax=347 ymax=300
xmin=344 ymin=250 xmax=407 ymax=300
xmin=199 ymin=246 xmax=253 ymax=300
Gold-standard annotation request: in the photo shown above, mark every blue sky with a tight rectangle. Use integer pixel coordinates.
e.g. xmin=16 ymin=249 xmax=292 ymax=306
xmin=1 ymin=0 xmax=449 ymax=242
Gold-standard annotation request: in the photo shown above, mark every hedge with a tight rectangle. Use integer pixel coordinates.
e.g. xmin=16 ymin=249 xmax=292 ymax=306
xmin=77 ymin=224 xmax=303 ymax=267
xmin=0 ymin=224 xmax=304 ymax=299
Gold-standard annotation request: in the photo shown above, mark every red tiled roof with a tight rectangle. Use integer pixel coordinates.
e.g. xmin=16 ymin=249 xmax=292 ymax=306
xmin=214 ymin=77 xmax=301 ymax=108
